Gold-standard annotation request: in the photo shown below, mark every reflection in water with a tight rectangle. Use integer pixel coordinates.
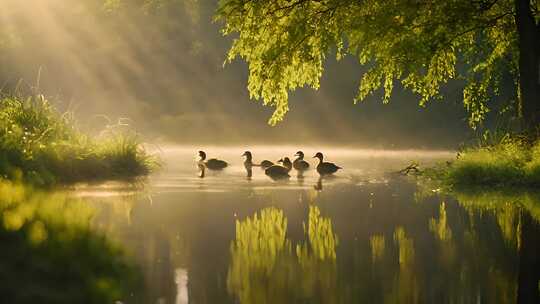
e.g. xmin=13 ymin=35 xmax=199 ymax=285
xmin=298 ymin=206 xmax=338 ymax=261
xmin=388 ymin=227 xmax=419 ymax=303
xmin=314 ymin=177 xmax=323 ymax=191
xmin=370 ymin=235 xmax=385 ymax=263
xmin=296 ymin=206 xmax=338 ymax=304
xmin=429 ymin=202 xmax=453 ymax=241
xmin=198 ymin=163 xmax=205 ymax=178
xmin=313 ymin=176 xmax=333 ymax=191
xmin=0 ymin=181 xmax=139 ymax=303
xmin=226 ymin=206 xmax=338 ymax=304
xmin=226 ymin=207 xmax=292 ymax=304
xmin=175 ymin=268 xmax=189 ymax=304
xmin=445 ymin=189 xmax=540 ymax=303
xmin=73 ymin=169 xmax=540 ymax=303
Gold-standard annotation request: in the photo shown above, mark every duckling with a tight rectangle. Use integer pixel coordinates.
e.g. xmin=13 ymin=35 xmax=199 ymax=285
xmin=278 ymin=157 xmax=293 ymax=172
xmin=243 ymin=151 xmax=273 ymax=169
xmin=265 ymin=166 xmax=290 ymax=179
xmin=242 ymin=151 xmax=254 ymax=168
xmin=293 ymin=151 xmax=310 ymax=171
xmin=265 ymin=158 xmax=292 ymax=180
xmin=198 ymin=151 xmax=228 ymax=170
xmin=242 ymin=151 xmax=254 ymax=178
xmin=259 ymin=160 xmax=274 ymax=169
xmin=313 ymin=152 xmax=342 ymax=176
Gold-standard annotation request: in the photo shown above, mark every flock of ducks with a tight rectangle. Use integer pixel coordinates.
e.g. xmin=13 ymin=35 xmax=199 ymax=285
xmin=197 ymin=150 xmax=342 ymax=180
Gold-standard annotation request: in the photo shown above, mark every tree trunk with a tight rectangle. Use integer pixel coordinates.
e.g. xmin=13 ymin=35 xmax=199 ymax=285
xmin=515 ymin=0 xmax=540 ymax=131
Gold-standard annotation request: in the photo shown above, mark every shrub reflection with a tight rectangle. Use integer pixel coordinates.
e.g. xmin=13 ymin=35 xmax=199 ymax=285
xmin=227 ymin=206 xmax=338 ymax=304
xmin=0 ymin=181 xmax=139 ymax=304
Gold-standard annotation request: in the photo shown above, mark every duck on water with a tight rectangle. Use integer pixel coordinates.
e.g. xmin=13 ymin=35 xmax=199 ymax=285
xmin=313 ymin=152 xmax=342 ymax=176
xmin=243 ymin=151 xmax=278 ymax=178
xmin=259 ymin=160 xmax=274 ymax=170
xmin=242 ymin=151 xmax=274 ymax=169
xmin=198 ymin=151 xmax=228 ymax=170
xmin=265 ymin=157 xmax=292 ymax=180
xmin=293 ymin=151 xmax=310 ymax=177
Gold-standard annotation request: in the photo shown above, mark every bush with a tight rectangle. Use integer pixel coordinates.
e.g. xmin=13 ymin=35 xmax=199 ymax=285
xmin=0 ymin=94 xmax=158 ymax=186
xmin=430 ymin=135 xmax=540 ymax=188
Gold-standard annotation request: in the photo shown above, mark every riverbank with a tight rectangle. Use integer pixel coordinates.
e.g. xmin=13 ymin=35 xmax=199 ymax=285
xmin=423 ymin=135 xmax=540 ymax=189
xmin=0 ymin=94 xmax=158 ymax=186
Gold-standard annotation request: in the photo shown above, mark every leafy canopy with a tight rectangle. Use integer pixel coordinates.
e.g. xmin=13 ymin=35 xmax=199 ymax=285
xmin=216 ymin=0 xmax=524 ymax=126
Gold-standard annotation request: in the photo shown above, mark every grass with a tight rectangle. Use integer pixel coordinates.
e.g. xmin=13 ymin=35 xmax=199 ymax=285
xmin=422 ymin=133 xmax=540 ymax=189
xmin=0 ymin=180 xmax=141 ymax=303
xmin=0 ymin=93 xmax=158 ymax=186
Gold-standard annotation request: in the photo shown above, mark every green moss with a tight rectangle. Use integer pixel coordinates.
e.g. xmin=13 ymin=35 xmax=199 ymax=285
xmin=0 ymin=94 xmax=158 ymax=186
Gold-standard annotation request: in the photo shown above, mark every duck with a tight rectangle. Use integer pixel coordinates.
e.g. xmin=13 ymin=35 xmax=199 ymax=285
xmin=278 ymin=157 xmax=293 ymax=171
xmin=242 ymin=151 xmax=254 ymax=178
xmin=313 ymin=152 xmax=342 ymax=175
xmin=198 ymin=151 xmax=228 ymax=170
xmin=265 ymin=158 xmax=292 ymax=180
xmin=293 ymin=151 xmax=310 ymax=171
xmin=259 ymin=160 xmax=274 ymax=169
xmin=242 ymin=151 xmax=274 ymax=169
xmin=242 ymin=151 xmax=254 ymax=168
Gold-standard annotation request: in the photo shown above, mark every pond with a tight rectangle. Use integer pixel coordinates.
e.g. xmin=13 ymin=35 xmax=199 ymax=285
xmin=6 ymin=147 xmax=540 ymax=303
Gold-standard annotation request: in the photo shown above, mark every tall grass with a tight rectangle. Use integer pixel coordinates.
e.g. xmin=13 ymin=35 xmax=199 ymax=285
xmin=424 ymin=133 xmax=540 ymax=188
xmin=0 ymin=93 xmax=158 ymax=186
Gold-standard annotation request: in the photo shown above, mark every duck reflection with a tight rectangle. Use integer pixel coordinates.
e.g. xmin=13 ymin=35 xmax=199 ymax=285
xmin=198 ymin=163 xmax=205 ymax=178
xmin=314 ymin=175 xmax=339 ymax=191
xmin=315 ymin=177 xmax=323 ymax=191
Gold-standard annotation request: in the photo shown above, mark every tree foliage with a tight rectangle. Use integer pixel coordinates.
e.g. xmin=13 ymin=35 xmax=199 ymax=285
xmin=216 ymin=0 xmax=538 ymax=126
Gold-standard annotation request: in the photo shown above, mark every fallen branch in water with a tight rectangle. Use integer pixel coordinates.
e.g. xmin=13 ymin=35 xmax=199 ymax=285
xmin=398 ymin=162 xmax=421 ymax=176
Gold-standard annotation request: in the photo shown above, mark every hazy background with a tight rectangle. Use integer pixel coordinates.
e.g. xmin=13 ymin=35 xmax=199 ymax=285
xmin=0 ymin=0 xmax=475 ymax=148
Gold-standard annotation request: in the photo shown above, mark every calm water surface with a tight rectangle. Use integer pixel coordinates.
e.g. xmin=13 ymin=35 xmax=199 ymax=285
xmin=75 ymin=147 xmax=540 ymax=304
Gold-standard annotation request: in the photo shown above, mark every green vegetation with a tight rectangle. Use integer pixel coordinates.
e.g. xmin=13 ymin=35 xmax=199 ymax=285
xmin=0 ymin=180 xmax=140 ymax=303
xmin=422 ymin=135 xmax=540 ymax=188
xmin=0 ymin=93 xmax=158 ymax=186
xmin=217 ymin=0 xmax=539 ymax=129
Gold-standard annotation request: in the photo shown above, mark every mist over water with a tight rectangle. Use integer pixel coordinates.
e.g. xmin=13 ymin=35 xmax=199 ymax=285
xmin=146 ymin=145 xmax=454 ymax=192
xmin=0 ymin=0 xmax=471 ymax=148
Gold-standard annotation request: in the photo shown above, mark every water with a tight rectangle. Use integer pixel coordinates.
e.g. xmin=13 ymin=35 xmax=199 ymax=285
xmin=74 ymin=147 xmax=540 ymax=304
